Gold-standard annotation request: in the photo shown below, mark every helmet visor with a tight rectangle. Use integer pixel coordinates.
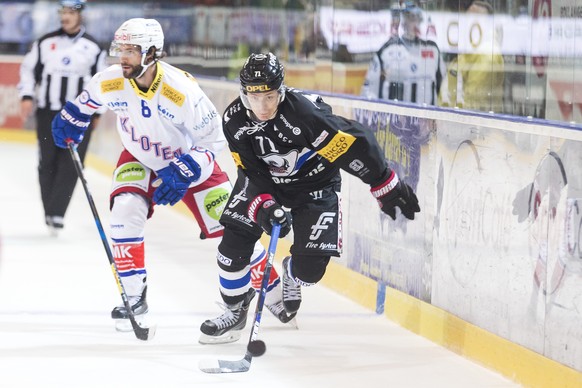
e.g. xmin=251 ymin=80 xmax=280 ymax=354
xmin=109 ymin=43 xmax=144 ymax=58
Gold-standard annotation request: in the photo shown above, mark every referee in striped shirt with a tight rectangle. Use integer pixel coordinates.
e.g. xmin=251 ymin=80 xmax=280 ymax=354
xmin=18 ymin=0 xmax=106 ymax=235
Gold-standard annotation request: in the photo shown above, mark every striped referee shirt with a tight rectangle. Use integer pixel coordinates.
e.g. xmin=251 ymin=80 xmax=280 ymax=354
xmin=18 ymin=26 xmax=106 ymax=111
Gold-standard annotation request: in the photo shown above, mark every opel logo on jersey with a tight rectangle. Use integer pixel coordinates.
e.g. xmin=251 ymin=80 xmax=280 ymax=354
xmin=245 ymin=84 xmax=271 ymax=92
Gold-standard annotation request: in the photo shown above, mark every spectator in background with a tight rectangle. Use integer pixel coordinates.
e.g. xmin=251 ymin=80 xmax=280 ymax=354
xmin=361 ymin=1 xmax=448 ymax=106
xmin=18 ymin=0 xmax=106 ymax=235
xmin=439 ymin=0 xmax=504 ymax=112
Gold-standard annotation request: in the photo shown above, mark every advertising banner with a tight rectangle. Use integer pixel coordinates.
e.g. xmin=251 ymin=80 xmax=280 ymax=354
xmin=348 ymin=108 xmax=435 ymax=302
xmin=0 ymin=60 xmax=24 ymax=130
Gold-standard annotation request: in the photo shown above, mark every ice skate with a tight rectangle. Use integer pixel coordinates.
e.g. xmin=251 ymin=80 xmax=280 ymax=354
xmin=111 ymin=286 xmax=149 ymax=332
xmin=282 ymin=256 xmax=302 ymax=314
xmin=265 ymin=281 xmax=297 ymax=325
xmin=46 ymin=216 xmax=64 ymax=237
xmin=267 ymin=299 xmax=298 ymax=327
xmin=199 ymin=288 xmax=255 ymax=345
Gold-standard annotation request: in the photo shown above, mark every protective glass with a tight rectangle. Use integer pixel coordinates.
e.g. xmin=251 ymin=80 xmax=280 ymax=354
xmin=109 ymin=43 xmax=144 ymax=58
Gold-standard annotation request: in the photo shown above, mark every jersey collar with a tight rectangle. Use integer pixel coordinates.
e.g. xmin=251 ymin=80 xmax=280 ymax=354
xmin=128 ymin=62 xmax=164 ymax=100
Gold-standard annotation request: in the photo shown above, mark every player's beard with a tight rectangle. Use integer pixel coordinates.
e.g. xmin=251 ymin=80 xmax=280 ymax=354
xmin=122 ymin=64 xmax=144 ymax=79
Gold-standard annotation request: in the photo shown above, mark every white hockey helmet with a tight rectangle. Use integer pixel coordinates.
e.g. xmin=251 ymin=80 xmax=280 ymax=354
xmin=109 ymin=18 xmax=164 ymax=58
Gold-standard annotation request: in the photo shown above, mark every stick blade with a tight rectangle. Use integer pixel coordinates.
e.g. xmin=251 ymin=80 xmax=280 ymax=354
xmin=131 ymin=319 xmax=156 ymax=341
xmin=135 ymin=326 xmax=156 ymax=341
xmin=198 ymin=357 xmax=251 ymax=374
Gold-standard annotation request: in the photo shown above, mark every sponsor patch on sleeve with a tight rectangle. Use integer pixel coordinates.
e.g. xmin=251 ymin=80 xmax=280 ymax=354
xmin=316 ymin=130 xmax=356 ymax=162
xmin=311 ymin=130 xmax=329 ymax=147
xmin=161 ymin=83 xmax=185 ymax=107
xmin=111 ymin=161 xmax=151 ymax=193
xmin=101 ymin=78 xmax=124 ymax=93
xmin=231 ymin=152 xmax=244 ymax=169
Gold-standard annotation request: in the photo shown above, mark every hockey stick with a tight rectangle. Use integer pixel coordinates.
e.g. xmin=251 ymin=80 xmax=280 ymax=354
xmin=67 ymin=142 xmax=155 ymax=341
xmin=199 ymin=222 xmax=282 ymax=373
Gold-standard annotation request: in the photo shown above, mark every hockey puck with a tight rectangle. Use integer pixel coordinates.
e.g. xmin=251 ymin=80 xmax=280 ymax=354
xmin=247 ymin=340 xmax=266 ymax=357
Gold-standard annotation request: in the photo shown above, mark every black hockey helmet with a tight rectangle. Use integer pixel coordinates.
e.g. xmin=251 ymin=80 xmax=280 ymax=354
xmin=239 ymin=52 xmax=286 ymax=110
xmin=240 ymin=52 xmax=284 ymax=94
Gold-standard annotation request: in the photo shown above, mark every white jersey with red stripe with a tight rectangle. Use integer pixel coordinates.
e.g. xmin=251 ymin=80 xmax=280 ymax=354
xmin=71 ymin=61 xmax=225 ymax=185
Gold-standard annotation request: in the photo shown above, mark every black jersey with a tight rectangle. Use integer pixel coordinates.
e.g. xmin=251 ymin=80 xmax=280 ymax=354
xmin=222 ymin=88 xmax=389 ymax=192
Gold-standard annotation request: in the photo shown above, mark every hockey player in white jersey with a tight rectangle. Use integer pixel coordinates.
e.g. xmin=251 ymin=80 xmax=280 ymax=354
xmin=361 ymin=1 xmax=447 ymax=105
xmin=51 ymin=18 xmax=294 ymax=337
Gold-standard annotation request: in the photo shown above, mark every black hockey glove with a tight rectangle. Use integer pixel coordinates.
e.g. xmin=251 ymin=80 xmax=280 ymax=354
xmin=371 ymin=170 xmax=420 ymax=220
xmin=248 ymin=194 xmax=292 ymax=237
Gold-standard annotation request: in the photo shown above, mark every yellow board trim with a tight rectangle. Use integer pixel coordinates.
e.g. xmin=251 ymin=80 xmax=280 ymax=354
xmin=321 ymin=260 xmax=582 ymax=388
xmin=319 ymin=259 xmax=377 ymax=311
xmin=0 ymin=128 xmax=36 ymax=143
xmin=385 ymin=284 xmax=582 ymax=387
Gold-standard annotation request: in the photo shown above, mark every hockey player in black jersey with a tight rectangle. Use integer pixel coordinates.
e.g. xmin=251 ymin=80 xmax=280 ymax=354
xmin=199 ymin=52 xmax=420 ymax=343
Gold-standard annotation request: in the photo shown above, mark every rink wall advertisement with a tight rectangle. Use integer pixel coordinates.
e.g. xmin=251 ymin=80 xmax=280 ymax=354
xmin=189 ymin=82 xmax=582 ymax=373
xmin=0 ymin=58 xmax=24 ymax=130
xmin=297 ymin=93 xmax=582 ymax=373
xmin=346 ymin=110 xmax=435 ymax=302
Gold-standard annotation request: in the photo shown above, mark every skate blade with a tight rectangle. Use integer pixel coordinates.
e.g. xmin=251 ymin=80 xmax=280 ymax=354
xmin=287 ymin=316 xmax=299 ymax=329
xmin=198 ymin=330 xmax=243 ymax=345
xmin=114 ymin=315 xmax=148 ymax=332
xmin=48 ymin=227 xmax=60 ymax=237
xmin=199 ymin=357 xmax=251 ymax=373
